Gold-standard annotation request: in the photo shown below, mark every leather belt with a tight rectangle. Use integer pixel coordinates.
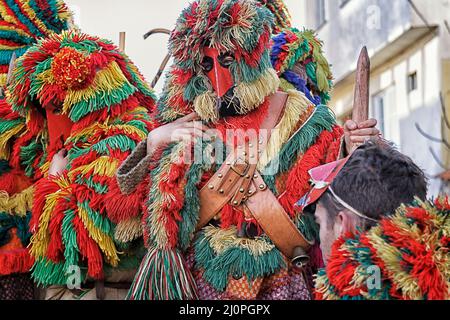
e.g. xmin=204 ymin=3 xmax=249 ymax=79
xmin=197 ymin=92 xmax=314 ymax=260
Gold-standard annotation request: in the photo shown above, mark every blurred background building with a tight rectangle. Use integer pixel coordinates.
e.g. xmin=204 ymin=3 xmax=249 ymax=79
xmin=298 ymin=0 xmax=450 ymax=197
xmin=65 ymin=0 xmax=450 ymax=196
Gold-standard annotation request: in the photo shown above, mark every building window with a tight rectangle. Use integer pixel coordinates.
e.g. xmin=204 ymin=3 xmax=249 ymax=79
xmin=316 ymin=0 xmax=327 ymax=29
xmin=372 ymin=86 xmax=399 ymax=146
xmin=407 ymin=72 xmax=418 ymax=93
xmin=372 ymin=93 xmax=386 ymax=136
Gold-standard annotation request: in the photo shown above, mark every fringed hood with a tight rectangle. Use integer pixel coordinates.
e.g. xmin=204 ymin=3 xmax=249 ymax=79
xmin=270 ymin=28 xmax=333 ymax=105
xmin=315 ymin=198 xmax=450 ymax=300
xmin=156 ymin=0 xmax=279 ymax=124
xmin=0 ymin=0 xmax=73 ymax=87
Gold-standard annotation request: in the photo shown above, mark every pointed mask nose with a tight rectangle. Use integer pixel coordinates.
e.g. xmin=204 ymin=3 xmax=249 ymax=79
xmin=203 ymin=47 xmax=234 ymax=98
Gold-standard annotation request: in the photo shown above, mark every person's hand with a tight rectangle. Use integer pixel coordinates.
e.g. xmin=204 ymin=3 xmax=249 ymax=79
xmin=344 ymin=118 xmax=380 ymax=154
xmin=48 ymin=150 xmax=68 ymax=177
xmin=147 ymin=113 xmax=213 ymax=154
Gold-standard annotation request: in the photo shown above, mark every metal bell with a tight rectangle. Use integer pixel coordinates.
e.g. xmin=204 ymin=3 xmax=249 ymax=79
xmin=291 ymin=247 xmax=310 ymax=269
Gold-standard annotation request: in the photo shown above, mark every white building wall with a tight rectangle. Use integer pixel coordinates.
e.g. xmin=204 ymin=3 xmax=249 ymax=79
xmin=331 ymin=32 xmax=443 ymax=196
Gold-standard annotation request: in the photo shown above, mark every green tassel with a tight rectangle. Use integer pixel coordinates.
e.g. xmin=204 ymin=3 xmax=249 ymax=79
xmin=127 ymin=247 xmax=198 ymax=300
xmin=91 ymin=135 xmax=137 ymax=154
xmin=32 ymin=258 xmax=87 ymax=287
xmin=194 ymin=231 xmax=286 ymax=292
xmin=68 ymin=82 xmax=137 ymax=122
xmin=177 ymin=140 xmax=218 ymax=250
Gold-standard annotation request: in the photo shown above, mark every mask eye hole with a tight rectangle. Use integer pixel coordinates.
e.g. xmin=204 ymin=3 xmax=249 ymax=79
xmin=201 ymin=56 xmax=214 ymax=72
xmin=52 ymin=107 xmax=63 ymax=115
xmin=218 ymin=53 xmax=235 ymax=68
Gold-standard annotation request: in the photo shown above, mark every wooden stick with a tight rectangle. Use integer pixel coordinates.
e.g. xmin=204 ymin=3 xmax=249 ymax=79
xmin=352 ymin=47 xmax=370 ymax=123
xmin=143 ymin=28 xmax=171 ymax=40
xmin=119 ymin=32 xmax=126 ymax=52
xmin=151 ymin=53 xmax=171 ymax=88
xmin=143 ymin=28 xmax=172 ymax=88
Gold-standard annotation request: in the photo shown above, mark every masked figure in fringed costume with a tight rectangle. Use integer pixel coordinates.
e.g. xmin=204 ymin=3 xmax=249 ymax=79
xmin=117 ymin=0 xmax=379 ymax=300
xmin=0 ymin=0 xmax=72 ymax=300
xmin=0 ymin=30 xmax=156 ymax=300
xmin=271 ymin=28 xmax=333 ymax=108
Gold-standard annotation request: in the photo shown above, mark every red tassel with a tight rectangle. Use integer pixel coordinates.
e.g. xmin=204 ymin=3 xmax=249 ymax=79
xmin=46 ymin=196 xmax=68 ymax=263
xmin=105 ymin=176 xmax=150 ymax=224
xmin=220 ymin=204 xmax=236 ymax=229
xmin=0 ymin=249 xmax=34 ymax=276
xmin=325 ymin=234 xmax=361 ymax=297
xmin=72 ymin=214 xmax=104 ymax=280
xmin=0 ymin=228 xmax=34 ymax=275
xmin=30 ymin=177 xmax=61 ymax=234
xmin=309 ymin=242 xmax=324 ymax=271
xmin=0 ymin=169 xmax=32 ymax=195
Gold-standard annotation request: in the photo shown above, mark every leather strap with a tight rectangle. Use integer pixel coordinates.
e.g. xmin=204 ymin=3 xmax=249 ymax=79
xmin=244 ymin=189 xmax=313 ymax=259
xmin=197 ymin=92 xmax=313 ymax=258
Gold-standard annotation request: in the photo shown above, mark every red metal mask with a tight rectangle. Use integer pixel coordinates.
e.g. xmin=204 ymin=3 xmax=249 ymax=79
xmin=202 ymin=47 xmax=235 ymax=98
xmin=46 ymin=103 xmax=73 ymax=147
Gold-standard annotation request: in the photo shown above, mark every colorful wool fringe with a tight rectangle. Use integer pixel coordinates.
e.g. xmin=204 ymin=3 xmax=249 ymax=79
xmin=0 ymin=30 xmax=156 ymax=284
xmin=0 ymin=0 xmax=72 ymax=87
xmin=315 ymin=198 xmax=450 ymax=300
xmin=270 ymin=28 xmax=333 ymax=105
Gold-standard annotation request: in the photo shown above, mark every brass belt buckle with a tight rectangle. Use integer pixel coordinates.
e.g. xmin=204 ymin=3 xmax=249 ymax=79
xmin=230 ymin=158 xmax=250 ymax=177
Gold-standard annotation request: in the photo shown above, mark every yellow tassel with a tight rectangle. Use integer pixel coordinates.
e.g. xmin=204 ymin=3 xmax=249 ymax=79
xmin=77 ymin=205 xmax=119 ymax=267
xmin=367 ymin=226 xmax=423 ymax=300
xmin=0 ymin=44 xmax=23 ymax=50
xmin=68 ymin=156 xmax=119 ymax=179
xmin=279 ymin=78 xmax=296 ymax=92
xmin=0 ymin=122 xmax=25 ymax=159
xmin=36 ymin=69 xmax=55 ymax=86
xmin=114 ymin=216 xmax=143 ymax=243
xmin=0 ymin=5 xmax=18 ymax=24
xmin=258 ymin=90 xmax=313 ymax=170
xmin=29 ymin=177 xmax=70 ymax=259
xmin=0 ymin=74 xmax=7 ymax=87
xmin=314 ymin=273 xmax=341 ymax=300
xmin=235 ymin=68 xmax=280 ymax=115
xmin=203 ymin=225 xmax=275 ymax=257
xmin=17 ymin=1 xmax=53 ymax=36
xmin=193 ymin=91 xmax=219 ymax=122
xmin=148 ymin=143 xmax=186 ymax=248
xmin=0 ymin=186 xmax=34 ymax=217
xmin=0 ymin=25 xmax=30 ymax=38
xmin=62 ymin=61 xmax=130 ymax=115
xmin=69 ymin=119 xmax=148 ymax=143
